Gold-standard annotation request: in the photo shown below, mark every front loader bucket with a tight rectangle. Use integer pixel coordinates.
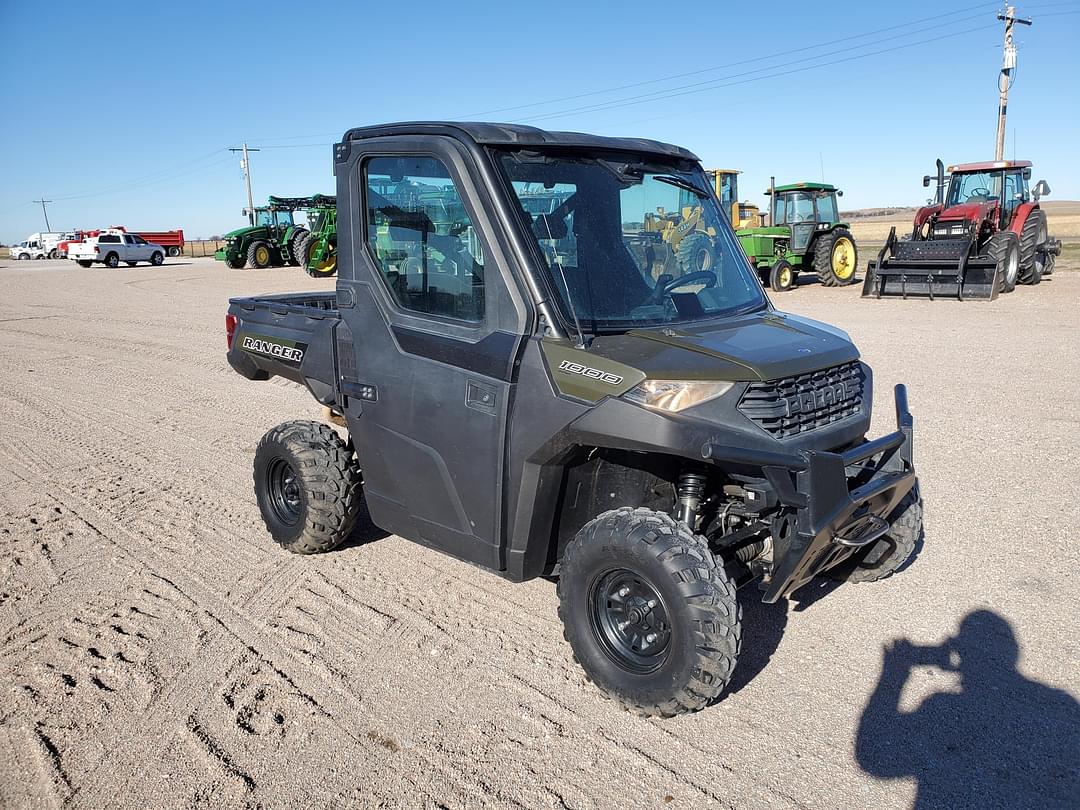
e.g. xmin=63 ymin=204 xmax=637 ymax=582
xmin=862 ymin=228 xmax=999 ymax=301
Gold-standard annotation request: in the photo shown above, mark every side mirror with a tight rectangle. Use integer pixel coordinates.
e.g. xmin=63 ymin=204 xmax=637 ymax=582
xmin=837 ymin=190 xmax=843 ymax=197
xmin=922 ymin=175 xmax=931 ymax=187
xmin=1032 ymin=180 xmax=1050 ymax=201
xmin=241 ymin=208 xmax=248 ymax=217
xmin=1023 ymin=167 xmax=1032 ymax=181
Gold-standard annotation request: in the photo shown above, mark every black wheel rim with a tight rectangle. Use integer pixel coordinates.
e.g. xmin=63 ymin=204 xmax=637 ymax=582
xmin=266 ymin=457 xmax=302 ymax=526
xmin=589 ymin=568 xmax=671 ymax=674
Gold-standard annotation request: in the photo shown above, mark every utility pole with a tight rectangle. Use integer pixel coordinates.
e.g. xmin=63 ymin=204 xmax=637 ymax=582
xmin=32 ymin=198 xmax=52 ymax=231
xmin=228 ymin=143 xmax=261 ymax=225
xmin=995 ymin=6 xmax=1032 ymax=161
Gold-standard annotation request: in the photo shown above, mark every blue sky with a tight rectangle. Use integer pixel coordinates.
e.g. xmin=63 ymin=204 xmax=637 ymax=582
xmin=1 ymin=0 xmax=1077 ymax=242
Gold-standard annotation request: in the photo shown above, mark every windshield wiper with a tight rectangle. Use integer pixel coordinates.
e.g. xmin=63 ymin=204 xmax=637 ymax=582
xmin=653 ymin=174 xmax=709 ymax=198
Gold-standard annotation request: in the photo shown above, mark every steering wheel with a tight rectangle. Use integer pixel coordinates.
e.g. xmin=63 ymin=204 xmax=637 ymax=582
xmin=659 ymin=270 xmax=717 ymax=295
xmin=967 ymin=187 xmax=991 ymax=200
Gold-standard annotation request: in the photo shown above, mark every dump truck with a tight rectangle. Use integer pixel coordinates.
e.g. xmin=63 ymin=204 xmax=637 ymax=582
xmin=225 ymin=122 xmax=921 ymax=717
xmin=863 ymin=159 xmax=1060 ymax=300
xmin=736 ymin=181 xmax=857 ymax=293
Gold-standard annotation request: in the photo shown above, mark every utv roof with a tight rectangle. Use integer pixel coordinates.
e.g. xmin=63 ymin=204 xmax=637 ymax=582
xmin=340 ymin=121 xmax=699 ymax=161
xmin=948 ymin=160 xmax=1032 ymax=172
xmin=767 ymin=181 xmax=838 ymax=194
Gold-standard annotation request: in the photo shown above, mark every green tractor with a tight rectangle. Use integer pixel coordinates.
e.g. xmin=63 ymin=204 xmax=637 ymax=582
xmin=736 ymin=180 xmax=858 ymax=292
xmin=214 ymin=196 xmax=326 ymax=270
xmin=296 ymin=196 xmax=338 ymax=278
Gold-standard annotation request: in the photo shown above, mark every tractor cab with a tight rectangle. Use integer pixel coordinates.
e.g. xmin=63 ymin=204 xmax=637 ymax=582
xmin=937 ymin=161 xmax=1033 ymax=231
xmin=767 ymin=182 xmax=843 ymax=253
xmin=252 ymin=207 xmax=296 ymax=230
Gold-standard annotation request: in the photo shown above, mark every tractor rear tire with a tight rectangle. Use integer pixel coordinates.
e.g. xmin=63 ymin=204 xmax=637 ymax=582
xmin=677 ymin=232 xmax=717 ymax=274
xmin=769 ymin=259 xmax=796 ymax=292
xmin=557 ymin=507 xmax=740 ymax=717
xmin=988 ymin=231 xmax=1020 ymax=293
xmin=253 ymin=421 xmax=363 ymax=555
xmin=1017 ymin=210 xmax=1047 ymax=285
xmin=247 ymin=240 xmax=272 ymax=269
xmin=814 ymin=228 xmax=858 ymax=287
xmin=288 ymin=229 xmax=309 ymax=267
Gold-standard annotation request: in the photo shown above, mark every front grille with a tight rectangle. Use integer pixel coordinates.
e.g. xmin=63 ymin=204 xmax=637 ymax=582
xmin=739 ymin=361 xmax=864 ymax=438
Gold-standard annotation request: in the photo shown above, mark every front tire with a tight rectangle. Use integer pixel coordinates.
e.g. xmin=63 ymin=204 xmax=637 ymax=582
xmin=558 ymin=507 xmax=740 ymax=717
xmin=769 ymin=259 xmax=796 ymax=292
xmin=987 ymin=231 xmax=1020 ymax=293
xmin=814 ymin=228 xmax=858 ymax=286
xmin=828 ymin=486 xmax=922 ymax=583
xmin=253 ymin=421 xmax=363 ymax=554
xmin=225 ymin=252 xmax=246 ymax=269
xmin=677 ymin=232 xmax=716 ymax=274
xmin=247 ymin=240 xmax=272 ymax=269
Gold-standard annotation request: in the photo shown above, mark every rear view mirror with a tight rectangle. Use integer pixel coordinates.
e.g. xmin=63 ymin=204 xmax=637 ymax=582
xmin=923 ymin=175 xmax=931 ymax=187
xmin=1032 ymin=180 xmax=1050 ymax=201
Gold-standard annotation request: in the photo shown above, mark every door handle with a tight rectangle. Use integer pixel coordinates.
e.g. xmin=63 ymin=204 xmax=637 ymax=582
xmin=465 ymin=380 xmax=497 ymax=413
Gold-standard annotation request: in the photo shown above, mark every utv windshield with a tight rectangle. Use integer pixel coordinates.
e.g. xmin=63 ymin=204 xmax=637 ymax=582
xmin=498 ymin=151 xmax=766 ymax=332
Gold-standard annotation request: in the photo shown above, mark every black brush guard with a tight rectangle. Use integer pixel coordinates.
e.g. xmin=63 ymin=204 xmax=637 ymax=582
xmin=704 ymin=385 xmax=916 ymax=603
xmin=862 ymin=227 xmax=1000 ymax=301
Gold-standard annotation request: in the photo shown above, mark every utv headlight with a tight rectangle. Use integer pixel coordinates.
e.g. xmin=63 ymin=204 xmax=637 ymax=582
xmin=623 ymin=380 xmax=734 ymax=412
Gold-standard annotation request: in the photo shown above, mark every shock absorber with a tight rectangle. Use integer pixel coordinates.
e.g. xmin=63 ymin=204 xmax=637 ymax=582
xmin=674 ymin=469 xmax=708 ymax=530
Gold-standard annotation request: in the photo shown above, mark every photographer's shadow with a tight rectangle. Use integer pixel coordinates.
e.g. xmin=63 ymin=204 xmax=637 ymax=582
xmin=857 ymin=610 xmax=1080 ymax=809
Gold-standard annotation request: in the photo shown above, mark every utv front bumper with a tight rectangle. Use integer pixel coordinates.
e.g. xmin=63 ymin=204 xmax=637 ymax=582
xmin=704 ymin=384 xmax=916 ymax=603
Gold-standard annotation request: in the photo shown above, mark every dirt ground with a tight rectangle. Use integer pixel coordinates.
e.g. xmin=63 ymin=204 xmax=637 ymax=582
xmin=1 ymin=255 xmax=1077 ymax=809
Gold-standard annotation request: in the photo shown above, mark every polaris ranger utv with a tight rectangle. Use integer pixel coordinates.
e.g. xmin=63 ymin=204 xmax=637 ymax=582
xmin=226 ymin=122 xmax=921 ymax=716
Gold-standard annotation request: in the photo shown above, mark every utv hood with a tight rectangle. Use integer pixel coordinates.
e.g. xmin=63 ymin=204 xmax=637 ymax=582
xmin=589 ymin=310 xmax=860 ymax=383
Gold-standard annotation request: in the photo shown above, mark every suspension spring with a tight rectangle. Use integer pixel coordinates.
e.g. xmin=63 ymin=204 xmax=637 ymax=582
xmin=675 ymin=469 xmax=708 ymax=530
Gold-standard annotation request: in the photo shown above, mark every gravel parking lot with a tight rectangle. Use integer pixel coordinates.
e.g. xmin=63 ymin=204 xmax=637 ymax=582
xmin=1 ymin=255 xmax=1077 ymax=809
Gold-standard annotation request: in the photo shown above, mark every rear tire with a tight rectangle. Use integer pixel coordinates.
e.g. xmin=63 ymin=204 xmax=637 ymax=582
xmin=150 ymin=251 xmax=164 ymax=266
xmin=769 ymin=259 xmax=796 ymax=292
xmin=1017 ymin=210 xmax=1046 ymax=285
xmin=167 ymin=246 xmax=181 ymax=257
xmin=828 ymin=485 xmax=922 ymax=583
xmin=814 ymin=228 xmax=858 ymax=286
xmin=104 ymin=252 xmax=120 ymax=268
xmin=288 ymin=228 xmax=309 ymax=267
xmin=987 ymin=231 xmax=1020 ymax=293
xmin=48 ymin=249 xmax=59 ymax=259
xmin=253 ymin=421 xmax=363 ymax=555
xmin=247 ymin=240 xmax=272 ymax=269
xmin=558 ymin=507 xmax=740 ymax=717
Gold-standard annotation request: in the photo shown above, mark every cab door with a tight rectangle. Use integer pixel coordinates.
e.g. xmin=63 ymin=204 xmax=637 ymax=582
xmin=335 ymin=139 xmax=529 ymax=569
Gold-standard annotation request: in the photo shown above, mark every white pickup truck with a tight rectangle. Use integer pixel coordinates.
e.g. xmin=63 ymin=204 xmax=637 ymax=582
xmin=9 ymin=239 xmax=47 ymax=260
xmin=69 ymin=232 xmax=166 ymax=268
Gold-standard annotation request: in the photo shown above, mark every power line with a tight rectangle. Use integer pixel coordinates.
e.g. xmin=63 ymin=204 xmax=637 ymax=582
xmin=517 ymin=22 xmax=1000 ymax=124
xmin=456 ymin=2 xmax=999 ymax=119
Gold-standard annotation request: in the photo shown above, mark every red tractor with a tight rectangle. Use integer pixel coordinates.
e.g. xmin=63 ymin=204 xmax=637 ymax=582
xmin=864 ymin=159 xmax=1060 ymax=300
